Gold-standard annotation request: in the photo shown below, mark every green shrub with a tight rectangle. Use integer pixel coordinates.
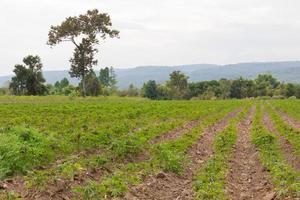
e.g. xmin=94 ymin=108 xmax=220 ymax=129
xmin=154 ymin=146 xmax=185 ymax=174
xmin=0 ymin=126 xmax=54 ymax=179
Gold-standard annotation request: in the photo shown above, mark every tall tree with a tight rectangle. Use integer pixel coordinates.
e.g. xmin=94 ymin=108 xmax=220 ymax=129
xmin=167 ymin=71 xmax=188 ymax=98
xmin=230 ymin=77 xmax=255 ymax=99
xmin=54 ymin=77 xmax=70 ymax=94
xmin=99 ymin=66 xmax=117 ymax=94
xmin=24 ymin=56 xmax=47 ymax=95
xmin=284 ymin=83 xmax=296 ymax=97
xmin=60 ymin=77 xmax=70 ymax=88
xmin=81 ymin=70 xmax=101 ymax=96
xmin=255 ymin=74 xmax=279 ymax=96
xmin=99 ymin=67 xmax=110 ymax=87
xmin=109 ymin=67 xmax=117 ymax=93
xmin=47 ymin=9 xmax=119 ymax=96
xmin=168 ymin=71 xmax=188 ymax=91
xmin=218 ymin=79 xmax=232 ymax=99
xmin=9 ymin=65 xmax=28 ymax=95
xmin=9 ymin=55 xmax=47 ymax=95
xmin=142 ymin=80 xmax=160 ymax=99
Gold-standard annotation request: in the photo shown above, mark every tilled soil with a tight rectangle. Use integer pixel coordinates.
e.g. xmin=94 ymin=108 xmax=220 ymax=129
xmin=226 ymin=107 xmax=275 ymax=200
xmin=123 ymin=109 xmax=241 ymax=200
xmin=278 ymin=111 xmax=300 ymax=130
xmin=1 ymin=157 xmax=107 ymax=200
xmin=149 ymin=119 xmax=201 ymax=145
xmin=0 ymin=118 xmax=206 ymax=200
xmin=132 ymin=119 xmax=205 ymax=163
xmin=263 ymin=112 xmax=300 ymax=170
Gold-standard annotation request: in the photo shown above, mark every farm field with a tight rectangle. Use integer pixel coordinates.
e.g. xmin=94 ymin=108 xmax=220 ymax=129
xmin=0 ymin=97 xmax=299 ymax=200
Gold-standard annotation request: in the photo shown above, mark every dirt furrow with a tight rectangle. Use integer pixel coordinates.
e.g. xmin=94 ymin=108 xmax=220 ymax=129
xmin=0 ymin=117 xmax=208 ymax=200
xmin=278 ymin=110 xmax=300 ymax=130
xmin=149 ymin=119 xmax=200 ymax=145
xmin=132 ymin=119 xmax=206 ymax=163
xmin=123 ymin=109 xmax=241 ymax=200
xmin=263 ymin=112 xmax=300 ymax=170
xmin=226 ymin=107 xmax=275 ymax=200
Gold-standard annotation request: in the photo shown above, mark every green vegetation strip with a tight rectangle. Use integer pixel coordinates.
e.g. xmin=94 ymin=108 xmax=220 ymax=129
xmin=265 ymin=104 xmax=300 ymax=158
xmin=74 ymin=102 xmax=244 ymax=199
xmin=251 ymin=104 xmax=300 ymax=198
xmin=270 ymin=99 xmax=300 ymax=123
xmin=193 ymin=105 xmax=250 ymax=200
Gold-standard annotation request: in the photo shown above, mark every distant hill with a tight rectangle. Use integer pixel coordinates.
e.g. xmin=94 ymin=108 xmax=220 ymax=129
xmin=1 ymin=61 xmax=300 ymax=88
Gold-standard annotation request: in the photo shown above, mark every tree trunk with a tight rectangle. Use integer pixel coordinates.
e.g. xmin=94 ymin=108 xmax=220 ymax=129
xmin=82 ymin=73 xmax=86 ymax=97
xmin=81 ymin=49 xmax=86 ymax=97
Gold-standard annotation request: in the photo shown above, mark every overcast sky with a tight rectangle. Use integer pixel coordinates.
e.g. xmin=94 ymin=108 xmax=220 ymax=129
xmin=1 ymin=0 xmax=300 ymax=75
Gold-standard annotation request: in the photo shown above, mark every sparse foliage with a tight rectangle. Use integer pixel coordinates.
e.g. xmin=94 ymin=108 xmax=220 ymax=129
xmin=47 ymin=9 xmax=119 ymax=96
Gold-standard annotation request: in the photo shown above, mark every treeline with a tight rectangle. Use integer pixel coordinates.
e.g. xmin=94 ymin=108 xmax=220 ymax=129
xmin=4 ymin=56 xmax=300 ymax=100
xmin=0 ymin=59 xmax=300 ymax=100
xmin=4 ymin=59 xmax=300 ymax=100
xmin=141 ymin=71 xmax=300 ymax=100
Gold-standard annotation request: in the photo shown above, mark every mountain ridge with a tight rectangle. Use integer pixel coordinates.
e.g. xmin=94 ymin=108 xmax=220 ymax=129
xmin=1 ymin=61 xmax=300 ymax=88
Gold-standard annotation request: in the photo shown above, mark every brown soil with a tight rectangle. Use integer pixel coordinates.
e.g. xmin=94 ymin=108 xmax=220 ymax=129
xmin=131 ymin=119 xmax=205 ymax=163
xmin=263 ymin=112 xmax=300 ymax=170
xmin=226 ymin=106 xmax=275 ymax=200
xmin=278 ymin=111 xmax=300 ymax=130
xmin=0 ymin=147 xmax=111 ymax=200
xmin=123 ymin=109 xmax=241 ymax=200
xmin=0 ymin=117 xmax=207 ymax=200
xmin=149 ymin=119 xmax=201 ymax=145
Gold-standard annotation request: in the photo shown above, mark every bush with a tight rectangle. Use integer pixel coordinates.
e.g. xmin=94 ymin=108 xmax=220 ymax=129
xmin=0 ymin=126 xmax=54 ymax=179
xmin=154 ymin=146 xmax=185 ymax=174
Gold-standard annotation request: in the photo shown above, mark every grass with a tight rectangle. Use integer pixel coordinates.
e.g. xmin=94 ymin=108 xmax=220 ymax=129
xmin=270 ymin=99 xmax=300 ymax=123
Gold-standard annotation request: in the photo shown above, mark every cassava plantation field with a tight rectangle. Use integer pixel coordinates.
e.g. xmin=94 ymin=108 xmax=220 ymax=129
xmin=0 ymin=96 xmax=299 ymax=200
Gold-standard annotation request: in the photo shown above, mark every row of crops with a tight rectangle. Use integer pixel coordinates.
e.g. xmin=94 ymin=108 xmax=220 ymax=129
xmin=0 ymin=97 xmax=300 ymax=199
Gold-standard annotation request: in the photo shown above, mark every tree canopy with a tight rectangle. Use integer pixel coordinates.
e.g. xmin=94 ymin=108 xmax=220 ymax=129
xmin=47 ymin=9 xmax=119 ymax=96
xmin=142 ymin=80 xmax=160 ymax=99
xmin=140 ymin=70 xmax=300 ymax=100
xmin=9 ymin=55 xmax=47 ymax=95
